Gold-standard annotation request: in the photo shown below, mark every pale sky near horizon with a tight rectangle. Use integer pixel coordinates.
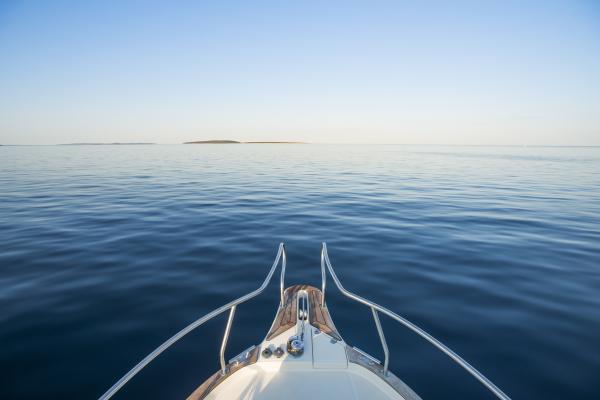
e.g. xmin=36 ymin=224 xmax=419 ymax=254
xmin=1 ymin=1 xmax=599 ymax=145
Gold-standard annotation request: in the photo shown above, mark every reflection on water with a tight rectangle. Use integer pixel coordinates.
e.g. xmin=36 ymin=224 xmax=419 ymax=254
xmin=1 ymin=144 xmax=599 ymax=399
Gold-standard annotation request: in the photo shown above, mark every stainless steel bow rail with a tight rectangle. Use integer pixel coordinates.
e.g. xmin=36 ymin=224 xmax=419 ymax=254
xmin=98 ymin=243 xmax=287 ymax=400
xmin=320 ymin=242 xmax=511 ymax=400
xmin=100 ymin=243 xmax=510 ymax=400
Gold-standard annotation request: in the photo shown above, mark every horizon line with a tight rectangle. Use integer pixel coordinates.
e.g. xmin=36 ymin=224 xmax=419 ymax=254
xmin=2 ymin=143 xmax=600 ymax=148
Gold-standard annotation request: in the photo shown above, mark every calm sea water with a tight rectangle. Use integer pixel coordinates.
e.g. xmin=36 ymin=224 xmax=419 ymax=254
xmin=1 ymin=144 xmax=599 ymax=399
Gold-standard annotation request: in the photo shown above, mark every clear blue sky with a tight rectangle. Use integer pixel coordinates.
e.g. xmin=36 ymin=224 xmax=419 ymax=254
xmin=1 ymin=0 xmax=599 ymax=145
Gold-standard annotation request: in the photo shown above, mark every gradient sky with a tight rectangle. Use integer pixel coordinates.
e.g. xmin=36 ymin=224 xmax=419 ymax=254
xmin=1 ymin=0 xmax=599 ymax=145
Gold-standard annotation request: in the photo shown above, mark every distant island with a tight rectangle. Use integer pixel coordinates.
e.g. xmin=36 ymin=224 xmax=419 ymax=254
xmin=184 ymin=140 xmax=305 ymax=144
xmin=184 ymin=140 xmax=240 ymax=144
xmin=60 ymin=142 xmax=155 ymax=145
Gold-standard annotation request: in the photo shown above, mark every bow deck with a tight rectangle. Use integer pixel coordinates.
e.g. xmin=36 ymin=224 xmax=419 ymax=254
xmin=187 ymin=285 xmax=420 ymax=400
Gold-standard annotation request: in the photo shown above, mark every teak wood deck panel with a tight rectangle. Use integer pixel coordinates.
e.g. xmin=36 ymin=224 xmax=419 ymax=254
xmin=307 ymin=287 xmax=342 ymax=341
xmin=266 ymin=285 xmax=341 ymax=341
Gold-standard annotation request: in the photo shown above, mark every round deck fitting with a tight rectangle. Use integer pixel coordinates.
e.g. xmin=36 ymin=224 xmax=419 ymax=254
xmin=287 ymin=338 xmax=304 ymax=356
xmin=274 ymin=347 xmax=284 ymax=358
xmin=261 ymin=347 xmax=272 ymax=358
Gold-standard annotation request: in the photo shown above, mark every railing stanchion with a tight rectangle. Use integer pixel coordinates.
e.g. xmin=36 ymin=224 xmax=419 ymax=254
xmin=220 ymin=305 xmax=237 ymax=373
xmin=279 ymin=244 xmax=286 ymax=307
xmin=320 ymin=243 xmax=326 ymax=307
xmin=371 ymin=307 xmax=389 ymax=376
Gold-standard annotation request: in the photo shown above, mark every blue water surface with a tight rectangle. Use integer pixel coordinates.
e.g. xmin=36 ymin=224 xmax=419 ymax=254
xmin=1 ymin=144 xmax=599 ymax=399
